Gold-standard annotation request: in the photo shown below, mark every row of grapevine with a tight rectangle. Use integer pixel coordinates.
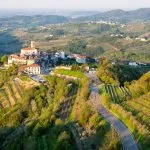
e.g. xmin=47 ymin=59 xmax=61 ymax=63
xmin=0 ymin=88 xmax=11 ymax=107
xmin=126 ymin=101 xmax=150 ymax=118
xmin=6 ymin=83 xmax=17 ymax=103
xmin=119 ymin=86 xmax=131 ymax=97
xmin=121 ymin=91 xmax=150 ymax=130
xmin=123 ymin=102 xmax=150 ymax=129
xmin=105 ymin=84 xmax=120 ymax=103
xmin=56 ymin=96 xmax=75 ymax=121
xmin=134 ymin=99 xmax=150 ymax=109
xmin=0 ymin=81 xmax=23 ymax=108
xmin=104 ymin=84 xmax=131 ymax=103
xmin=13 ymin=80 xmax=23 ymax=97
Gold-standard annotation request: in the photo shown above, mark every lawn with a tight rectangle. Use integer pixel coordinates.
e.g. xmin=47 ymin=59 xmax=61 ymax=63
xmin=53 ymin=69 xmax=85 ymax=78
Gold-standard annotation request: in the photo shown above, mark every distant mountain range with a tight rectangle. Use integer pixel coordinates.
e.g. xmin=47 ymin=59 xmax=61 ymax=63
xmin=0 ymin=9 xmax=100 ymax=18
xmin=0 ymin=15 xmax=69 ymax=28
xmin=0 ymin=8 xmax=149 ymax=29
xmin=75 ymin=8 xmax=150 ymax=23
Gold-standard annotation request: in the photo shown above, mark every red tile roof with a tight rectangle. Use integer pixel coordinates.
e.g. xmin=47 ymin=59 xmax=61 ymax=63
xmin=10 ymin=54 xmax=26 ymax=60
xmin=76 ymin=54 xmax=87 ymax=59
xmin=19 ymin=65 xmax=27 ymax=72
xmin=21 ymin=47 xmax=37 ymax=51
xmin=27 ymin=63 xmax=40 ymax=67
xmin=68 ymin=54 xmax=87 ymax=59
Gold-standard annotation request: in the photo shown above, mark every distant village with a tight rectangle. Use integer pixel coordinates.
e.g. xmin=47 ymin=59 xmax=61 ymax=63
xmin=110 ymin=31 xmax=150 ymax=42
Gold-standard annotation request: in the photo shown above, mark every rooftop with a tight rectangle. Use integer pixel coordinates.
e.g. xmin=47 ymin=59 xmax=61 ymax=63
xmin=21 ymin=47 xmax=37 ymax=51
xmin=27 ymin=63 xmax=40 ymax=67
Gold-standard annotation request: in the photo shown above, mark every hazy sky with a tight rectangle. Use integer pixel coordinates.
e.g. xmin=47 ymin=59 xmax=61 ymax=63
xmin=0 ymin=0 xmax=150 ymax=10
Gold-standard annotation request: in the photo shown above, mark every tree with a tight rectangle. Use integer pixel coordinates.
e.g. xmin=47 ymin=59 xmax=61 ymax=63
xmin=8 ymin=63 xmax=18 ymax=75
xmin=54 ymin=131 xmax=72 ymax=150
xmin=101 ymin=93 xmax=111 ymax=108
xmin=0 ymin=55 xmax=8 ymax=64
xmin=67 ymin=38 xmax=87 ymax=54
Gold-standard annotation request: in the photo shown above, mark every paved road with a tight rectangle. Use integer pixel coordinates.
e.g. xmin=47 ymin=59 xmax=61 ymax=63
xmin=87 ymin=73 xmax=139 ymax=150
xmin=28 ymin=75 xmax=45 ymax=83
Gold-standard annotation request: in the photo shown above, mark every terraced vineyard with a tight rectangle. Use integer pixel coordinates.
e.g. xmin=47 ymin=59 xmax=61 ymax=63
xmin=0 ymin=79 xmax=22 ymax=108
xmin=122 ymin=93 xmax=150 ymax=130
xmin=104 ymin=84 xmax=131 ymax=103
xmin=100 ymin=81 xmax=150 ymax=149
xmin=56 ymin=96 xmax=97 ymax=150
xmin=0 ymin=76 xmax=79 ymax=150
xmin=56 ymin=96 xmax=76 ymax=121
xmin=103 ymin=84 xmax=150 ymax=130
xmin=55 ymin=87 xmax=93 ymax=150
xmin=0 ymin=73 xmax=122 ymax=150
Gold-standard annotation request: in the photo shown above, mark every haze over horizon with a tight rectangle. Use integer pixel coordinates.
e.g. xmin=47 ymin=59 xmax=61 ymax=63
xmin=0 ymin=0 xmax=150 ymax=10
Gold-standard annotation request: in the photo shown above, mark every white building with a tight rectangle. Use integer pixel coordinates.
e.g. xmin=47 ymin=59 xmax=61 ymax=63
xmin=21 ymin=47 xmax=39 ymax=56
xmin=8 ymin=54 xmax=37 ymax=65
xmin=60 ymin=51 xmax=66 ymax=59
xmin=140 ymin=38 xmax=147 ymax=42
xmin=67 ymin=54 xmax=87 ymax=64
xmin=76 ymin=55 xmax=86 ymax=64
xmin=129 ymin=62 xmax=138 ymax=66
xmin=24 ymin=64 xmax=41 ymax=75
xmin=8 ymin=54 xmax=27 ymax=65
xmin=21 ymin=41 xmax=39 ymax=56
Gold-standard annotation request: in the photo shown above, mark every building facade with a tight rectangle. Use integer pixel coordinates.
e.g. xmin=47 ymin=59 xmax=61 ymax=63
xmin=21 ymin=48 xmax=39 ymax=56
xmin=24 ymin=64 xmax=41 ymax=75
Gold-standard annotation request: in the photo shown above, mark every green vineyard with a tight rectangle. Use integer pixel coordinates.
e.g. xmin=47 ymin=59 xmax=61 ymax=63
xmin=0 ymin=80 xmax=22 ymax=108
xmin=104 ymin=84 xmax=131 ymax=103
xmin=122 ymin=93 xmax=150 ymax=130
xmin=100 ymin=82 xmax=150 ymax=149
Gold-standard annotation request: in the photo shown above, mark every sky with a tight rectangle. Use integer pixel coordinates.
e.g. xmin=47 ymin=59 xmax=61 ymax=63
xmin=0 ymin=0 xmax=150 ymax=10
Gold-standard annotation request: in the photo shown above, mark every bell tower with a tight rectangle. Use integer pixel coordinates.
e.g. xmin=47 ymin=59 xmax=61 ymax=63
xmin=31 ymin=41 xmax=35 ymax=48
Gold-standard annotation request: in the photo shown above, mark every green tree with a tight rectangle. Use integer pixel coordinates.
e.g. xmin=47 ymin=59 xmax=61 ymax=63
xmin=54 ymin=131 xmax=72 ymax=150
xmin=67 ymin=38 xmax=87 ymax=54
xmin=0 ymin=55 xmax=8 ymax=64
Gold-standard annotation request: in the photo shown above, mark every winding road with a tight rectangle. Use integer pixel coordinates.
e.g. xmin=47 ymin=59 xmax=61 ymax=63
xmin=87 ymin=73 xmax=139 ymax=150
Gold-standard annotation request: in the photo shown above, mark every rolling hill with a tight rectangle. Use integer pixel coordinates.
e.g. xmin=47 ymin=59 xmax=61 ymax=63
xmin=0 ymin=15 xmax=69 ymax=28
xmin=75 ymin=8 xmax=150 ymax=23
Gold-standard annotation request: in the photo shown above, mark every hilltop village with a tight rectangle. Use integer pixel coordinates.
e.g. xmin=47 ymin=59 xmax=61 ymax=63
xmin=7 ymin=41 xmax=95 ymax=75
